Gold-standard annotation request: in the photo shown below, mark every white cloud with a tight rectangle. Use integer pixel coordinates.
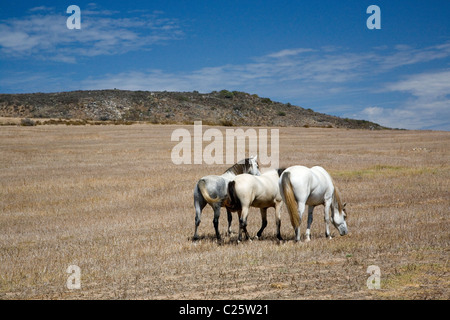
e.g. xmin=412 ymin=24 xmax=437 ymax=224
xmin=0 ymin=26 xmax=40 ymax=51
xmin=387 ymin=70 xmax=450 ymax=98
xmin=82 ymin=43 xmax=450 ymax=96
xmin=266 ymin=48 xmax=315 ymax=58
xmin=0 ymin=9 xmax=183 ymax=62
xmin=352 ymin=70 xmax=450 ymax=130
xmin=28 ymin=6 xmax=54 ymax=13
xmin=356 ymin=104 xmax=449 ymax=130
xmin=376 ymin=42 xmax=450 ymax=71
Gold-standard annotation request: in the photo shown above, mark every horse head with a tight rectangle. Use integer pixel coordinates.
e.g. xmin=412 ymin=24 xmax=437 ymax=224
xmin=332 ymin=201 xmax=348 ymax=236
xmin=240 ymin=155 xmax=260 ymax=176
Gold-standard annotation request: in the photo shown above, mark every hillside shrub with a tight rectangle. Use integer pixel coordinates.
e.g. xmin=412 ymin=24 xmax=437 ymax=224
xmin=20 ymin=118 xmax=36 ymax=126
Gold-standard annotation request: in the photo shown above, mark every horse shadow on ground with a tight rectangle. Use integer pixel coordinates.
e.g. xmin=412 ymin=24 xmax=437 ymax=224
xmin=189 ymin=232 xmax=303 ymax=246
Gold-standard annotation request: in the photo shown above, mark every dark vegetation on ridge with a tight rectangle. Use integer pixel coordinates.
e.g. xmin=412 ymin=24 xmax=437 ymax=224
xmin=0 ymin=89 xmax=386 ymax=129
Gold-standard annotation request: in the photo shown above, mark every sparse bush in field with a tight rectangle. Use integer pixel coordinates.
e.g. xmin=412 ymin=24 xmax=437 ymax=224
xmin=176 ymin=95 xmax=190 ymax=102
xmin=218 ymin=90 xmax=234 ymax=99
xmin=219 ymin=119 xmax=234 ymax=126
xmin=20 ymin=118 xmax=36 ymax=126
xmin=277 ymin=111 xmax=286 ymax=116
xmin=65 ymin=120 xmax=88 ymax=125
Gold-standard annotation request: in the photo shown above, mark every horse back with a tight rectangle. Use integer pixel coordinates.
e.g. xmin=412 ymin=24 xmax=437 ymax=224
xmin=310 ymin=166 xmax=334 ymax=189
xmin=309 ymin=166 xmax=335 ymax=202
xmin=232 ymin=173 xmax=279 ymax=208
xmin=196 ymin=175 xmax=228 ymax=202
xmin=285 ymin=166 xmax=330 ymax=205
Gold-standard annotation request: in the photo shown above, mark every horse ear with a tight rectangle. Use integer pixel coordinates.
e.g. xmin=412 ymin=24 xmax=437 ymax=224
xmin=343 ymin=202 xmax=347 ymax=208
xmin=253 ymin=155 xmax=258 ymax=161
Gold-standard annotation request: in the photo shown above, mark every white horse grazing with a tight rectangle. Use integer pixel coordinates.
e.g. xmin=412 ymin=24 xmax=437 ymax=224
xmin=227 ymin=169 xmax=285 ymax=242
xmin=193 ymin=156 xmax=260 ymax=241
xmin=279 ymin=166 xmax=347 ymax=242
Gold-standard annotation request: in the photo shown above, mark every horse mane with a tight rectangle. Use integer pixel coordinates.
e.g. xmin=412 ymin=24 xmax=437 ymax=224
xmin=224 ymin=158 xmax=254 ymax=175
xmin=332 ymin=182 xmax=343 ymax=213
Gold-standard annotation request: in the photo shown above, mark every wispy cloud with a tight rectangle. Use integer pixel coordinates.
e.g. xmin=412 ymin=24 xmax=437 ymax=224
xmin=387 ymin=69 xmax=450 ymax=98
xmin=375 ymin=43 xmax=450 ymax=71
xmin=355 ymin=70 xmax=450 ymax=129
xmin=28 ymin=6 xmax=54 ymax=13
xmin=80 ymin=43 xmax=450 ymax=130
xmin=80 ymin=47 xmax=363 ymax=95
xmin=0 ymin=7 xmax=183 ymax=62
xmin=266 ymin=48 xmax=316 ymax=58
xmin=82 ymin=42 xmax=450 ymax=93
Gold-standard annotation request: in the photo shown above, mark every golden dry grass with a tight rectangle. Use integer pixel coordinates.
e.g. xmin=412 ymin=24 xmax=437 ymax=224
xmin=0 ymin=124 xmax=449 ymax=299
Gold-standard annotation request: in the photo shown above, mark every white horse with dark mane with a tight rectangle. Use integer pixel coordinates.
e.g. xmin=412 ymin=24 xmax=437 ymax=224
xmin=227 ymin=168 xmax=285 ymax=242
xmin=279 ymin=166 xmax=348 ymax=242
xmin=193 ymin=156 xmax=260 ymax=241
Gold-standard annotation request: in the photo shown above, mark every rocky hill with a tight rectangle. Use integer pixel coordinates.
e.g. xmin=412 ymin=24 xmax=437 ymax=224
xmin=0 ymin=89 xmax=386 ymax=129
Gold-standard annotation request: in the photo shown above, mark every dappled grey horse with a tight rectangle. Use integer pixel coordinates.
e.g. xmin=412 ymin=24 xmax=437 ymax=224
xmin=193 ymin=156 xmax=260 ymax=241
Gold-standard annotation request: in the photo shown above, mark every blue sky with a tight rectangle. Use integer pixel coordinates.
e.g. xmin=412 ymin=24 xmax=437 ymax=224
xmin=0 ymin=1 xmax=449 ymax=130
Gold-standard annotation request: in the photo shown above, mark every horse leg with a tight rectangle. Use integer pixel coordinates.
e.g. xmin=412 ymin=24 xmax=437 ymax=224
xmin=295 ymin=202 xmax=306 ymax=242
xmin=226 ymin=208 xmax=233 ymax=236
xmin=275 ymin=202 xmax=283 ymax=241
xmin=237 ymin=209 xmax=243 ymax=242
xmin=239 ymin=206 xmax=251 ymax=242
xmin=305 ymin=206 xmax=314 ymax=242
xmin=324 ymin=201 xmax=332 ymax=239
xmin=193 ymin=190 xmax=207 ymax=240
xmin=256 ymin=208 xmax=268 ymax=239
xmin=212 ymin=205 xmax=222 ymax=241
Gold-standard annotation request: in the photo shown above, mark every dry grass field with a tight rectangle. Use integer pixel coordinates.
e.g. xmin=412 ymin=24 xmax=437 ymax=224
xmin=0 ymin=124 xmax=449 ymax=300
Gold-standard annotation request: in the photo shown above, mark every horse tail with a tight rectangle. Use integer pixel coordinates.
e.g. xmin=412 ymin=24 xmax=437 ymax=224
xmin=197 ymin=179 xmax=220 ymax=203
xmin=281 ymin=172 xmax=300 ymax=229
xmin=227 ymin=181 xmax=242 ymax=211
